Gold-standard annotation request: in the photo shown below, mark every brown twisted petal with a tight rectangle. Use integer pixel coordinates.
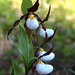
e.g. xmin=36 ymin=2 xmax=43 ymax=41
xmin=7 ymin=20 xmax=20 ymax=40
xmin=27 ymin=0 xmax=39 ymax=12
xmin=33 ymin=13 xmax=46 ymax=31
xmin=38 ymin=5 xmax=51 ymax=31
xmin=45 ymin=32 xmax=48 ymax=40
xmin=42 ymin=5 xmax=51 ymax=23
xmin=7 ymin=13 xmax=29 ymax=40
xmin=32 ymin=27 xmax=40 ymax=46
xmin=32 ymin=31 xmax=38 ymax=46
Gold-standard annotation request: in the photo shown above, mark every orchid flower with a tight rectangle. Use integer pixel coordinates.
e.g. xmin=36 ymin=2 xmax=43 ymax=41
xmin=36 ymin=60 xmax=53 ymax=74
xmin=26 ymin=14 xmax=39 ymax=30
xmin=38 ymin=48 xmax=55 ymax=61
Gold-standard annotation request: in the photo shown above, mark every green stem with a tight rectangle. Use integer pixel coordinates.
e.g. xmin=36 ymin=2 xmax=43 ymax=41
xmin=26 ymin=35 xmax=29 ymax=64
xmin=29 ymin=30 xmax=35 ymax=46
xmin=29 ymin=30 xmax=33 ymax=46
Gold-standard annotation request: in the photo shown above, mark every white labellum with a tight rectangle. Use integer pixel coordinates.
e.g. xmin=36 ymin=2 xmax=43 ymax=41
xmin=39 ymin=51 xmax=55 ymax=61
xmin=36 ymin=62 xmax=53 ymax=74
xmin=39 ymin=28 xmax=54 ymax=38
xmin=26 ymin=18 xmax=39 ymax=30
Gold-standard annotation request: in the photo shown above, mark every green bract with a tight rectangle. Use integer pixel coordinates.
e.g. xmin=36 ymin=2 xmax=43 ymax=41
xmin=21 ymin=0 xmax=32 ymax=14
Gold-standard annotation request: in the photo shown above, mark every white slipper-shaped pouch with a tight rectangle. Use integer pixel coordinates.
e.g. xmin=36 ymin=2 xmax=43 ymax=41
xmin=46 ymin=29 xmax=54 ymax=37
xmin=39 ymin=26 xmax=54 ymax=38
xmin=36 ymin=60 xmax=53 ymax=74
xmin=38 ymin=48 xmax=55 ymax=61
xmin=26 ymin=14 xmax=39 ymax=30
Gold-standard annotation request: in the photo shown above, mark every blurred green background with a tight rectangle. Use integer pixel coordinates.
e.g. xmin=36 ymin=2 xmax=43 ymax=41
xmin=0 ymin=0 xmax=75 ymax=75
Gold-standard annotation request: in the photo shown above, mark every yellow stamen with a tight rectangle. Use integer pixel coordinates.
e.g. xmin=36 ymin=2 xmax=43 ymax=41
xmin=28 ymin=14 xmax=34 ymax=20
xmin=38 ymin=60 xmax=43 ymax=64
xmin=40 ymin=48 xmax=44 ymax=52
xmin=40 ymin=25 xmax=42 ymax=29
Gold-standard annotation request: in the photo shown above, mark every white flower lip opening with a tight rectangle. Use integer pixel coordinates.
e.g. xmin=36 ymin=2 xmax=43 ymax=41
xmin=28 ymin=14 xmax=34 ymax=20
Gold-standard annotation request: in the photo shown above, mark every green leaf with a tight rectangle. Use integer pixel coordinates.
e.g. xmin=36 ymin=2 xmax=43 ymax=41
xmin=21 ymin=0 xmax=32 ymax=14
xmin=18 ymin=25 xmax=29 ymax=64
xmin=11 ymin=59 xmax=21 ymax=75
xmin=29 ymin=45 xmax=34 ymax=59
xmin=18 ymin=25 xmax=34 ymax=70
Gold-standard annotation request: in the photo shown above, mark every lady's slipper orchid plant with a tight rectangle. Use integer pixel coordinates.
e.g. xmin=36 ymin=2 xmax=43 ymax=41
xmin=7 ymin=0 xmax=57 ymax=75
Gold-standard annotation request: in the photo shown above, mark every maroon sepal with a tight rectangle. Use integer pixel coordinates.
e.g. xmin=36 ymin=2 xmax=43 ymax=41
xmin=44 ymin=32 xmax=48 ymax=41
xmin=24 ymin=21 xmax=31 ymax=39
xmin=32 ymin=31 xmax=38 ymax=46
xmin=28 ymin=0 xmax=39 ymax=12
xmin=32 ymin=27 xmax=40 ymax=46
xmin=33 ymin=13 xmax=42 ymax=22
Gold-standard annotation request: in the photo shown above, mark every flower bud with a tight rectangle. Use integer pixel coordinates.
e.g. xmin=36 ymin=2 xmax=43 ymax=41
xmin=36 ymin=60 xmax=53 ymax=74
xmin=39 ymin=27 xmax=54 ymax=38
xmin=38 ymin=48 xmax=55 ymax=61
xmin=26 ymin=14 xmax=39 ymax=30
